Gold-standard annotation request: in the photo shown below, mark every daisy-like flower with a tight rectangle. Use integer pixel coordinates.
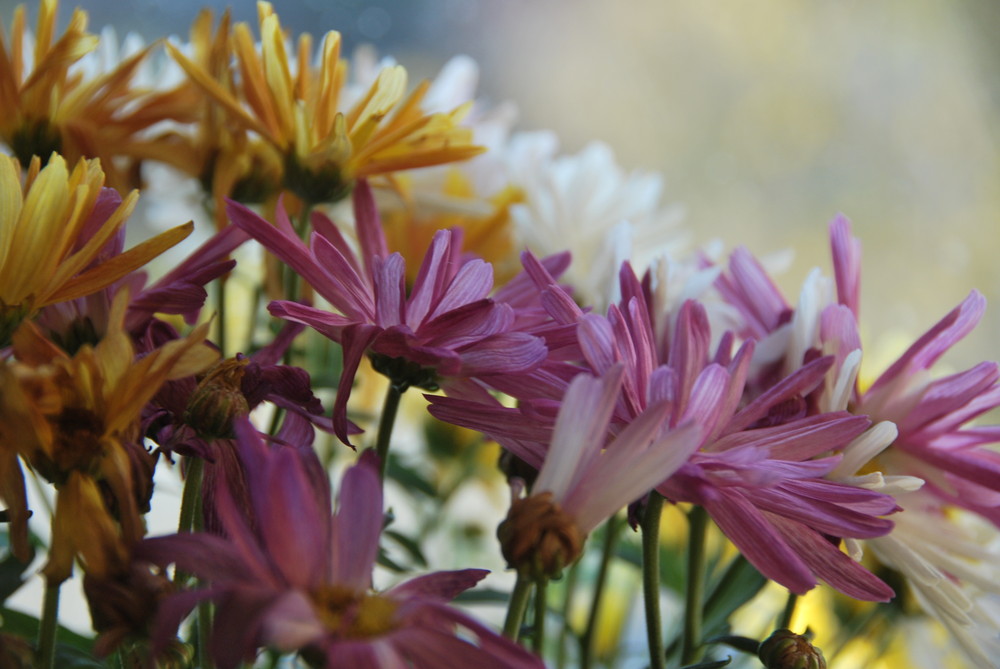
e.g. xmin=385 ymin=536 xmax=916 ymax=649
xmin=228 ymin=180 xmax=549 ymax=444
xmin=138 ymin=419 xmax=542 ymax=669
xmin=0 ymin=154 xmax=193 ymax=346
xmin=506 ymin=134 xmax=686 ymax=311
xmin=0 ymin=0 xmax=198 ymax=190
xmin=167 ymin=1 xmax=484 ymax=207
xmin=0 ymin=289 xmax=217 ymax=582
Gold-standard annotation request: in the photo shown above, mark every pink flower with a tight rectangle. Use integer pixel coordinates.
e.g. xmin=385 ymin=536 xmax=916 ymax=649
xmin=138 ymin=419 xmax=541 ymax=669
xmin=227 ymin=182 xmax=549 ymax=445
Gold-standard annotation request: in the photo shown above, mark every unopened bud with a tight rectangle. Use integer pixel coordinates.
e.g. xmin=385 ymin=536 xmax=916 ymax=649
xmin=758 ymin=629 xmax=827 ymax=669
xmin=497 ymin=492 xmax=583 ymax=580
xmin=182 ymin=358 xmax=250 ymax=439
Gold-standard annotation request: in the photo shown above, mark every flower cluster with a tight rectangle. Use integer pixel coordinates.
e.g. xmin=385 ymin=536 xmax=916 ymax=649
xmin=0 ymin=2 xmax=997 ymax=669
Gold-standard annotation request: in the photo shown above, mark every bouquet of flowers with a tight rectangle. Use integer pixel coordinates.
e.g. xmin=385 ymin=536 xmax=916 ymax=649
xmin=1 ymin=2 xmax=998 ymax=668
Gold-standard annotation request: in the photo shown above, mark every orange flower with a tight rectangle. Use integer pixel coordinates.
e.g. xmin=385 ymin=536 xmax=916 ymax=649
xmin=0 ymin=154 xmax=193 ymax=345
xmin=167 ymin=1 xmax=485 ymax=205
xmin=0 ymin=289 xmax=217 ymax=583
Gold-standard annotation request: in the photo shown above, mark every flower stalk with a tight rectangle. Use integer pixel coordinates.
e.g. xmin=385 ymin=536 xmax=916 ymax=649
xmin=641 ymin=492 xmax=666 ymax=669
xmin=504 ymin=573 xmax=534 ymax=641
xmin=681 ymin=504 xmax=709 ymax=665
xmin=36 ymin=578 xmax=61 ymax=669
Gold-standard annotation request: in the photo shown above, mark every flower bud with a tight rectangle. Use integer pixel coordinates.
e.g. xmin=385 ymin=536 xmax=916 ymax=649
xmin=497 ymin=492 xmax=583 ymax=580
xmin=182 ymin=358 xmax=250 ymax=439
xmin=758 ymin=629 xmax=827 ymax=669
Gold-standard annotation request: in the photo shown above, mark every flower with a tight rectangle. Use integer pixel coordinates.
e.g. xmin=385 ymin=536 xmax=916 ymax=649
xmin=138 ymin=419 xmax=543 ymax=669
xmin=0 ymin=154 xmax=193 ymax=345
xmin=228 ymin=180 xmax=549 ymax=444
xmin=496 ymin=366 xmax=702 ymax=579
xmin=167 ymin=1 xmax=483 ymax=206
xmin=0 ymin=0 xmax=197 ymax=190
xmin=0 ymin=289 xmax=217 ymax=581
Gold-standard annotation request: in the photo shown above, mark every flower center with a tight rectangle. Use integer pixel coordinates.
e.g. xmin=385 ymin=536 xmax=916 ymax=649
xmin=311 ymin=586 xmax=399 ymax=639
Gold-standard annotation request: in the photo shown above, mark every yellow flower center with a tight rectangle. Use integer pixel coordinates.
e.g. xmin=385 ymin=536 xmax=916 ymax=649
xmin=311 ymin=586 xmax=400 ymax=639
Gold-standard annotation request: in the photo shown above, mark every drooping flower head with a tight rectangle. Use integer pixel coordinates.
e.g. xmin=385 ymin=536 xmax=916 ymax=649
xmin=228 ymin=180 xmax=550 ymax=444
xmin=0 ymin=289 xmax=217 ymax=581
xmin=138 ymin=419 xmax=543 ymax=668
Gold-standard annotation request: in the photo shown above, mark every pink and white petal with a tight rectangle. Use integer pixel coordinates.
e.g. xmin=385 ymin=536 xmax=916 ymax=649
xmin=311 ymin=232 xmax=377 ymax=319
xmin=769 ymin=513 xmax=894 ymax=601
xmin=310 ymin=209 xmax=364 ymax=277
xmin=458 ymin=333 xmax=549 ymax=375
xmin=260 ymin=590 xmax=326 ymax=651
xmin=373 ymin=254 xmax=407 ymax=328
xmin=725 ymin=356 xmax=834 ymax=434
xmin=829 ymin=214 xmax=862 ymax=317
xmin=407 ymin=231 xmax=454 ymax=329
xmin=535 ymin=367 xmax=624 ymax=501
xmin=569 ymin=420 xmax=702 ymax=534
xmin=700 ymin=492 xmax=817 ymax=595
xmin=353 ymin=180 xmax=390 ymax=277
xmin=387 ymin=569 xmax=489 ymax=601
xmin=430 ymin=259 xmax=495 ymax=319
xmin=268 ymin=300 xmax=354 ymax=343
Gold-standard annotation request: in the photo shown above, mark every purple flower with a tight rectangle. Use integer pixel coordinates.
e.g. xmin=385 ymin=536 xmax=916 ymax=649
xmin=227 ymin=181 xmax=550 ymax=445
xmin=138 ymin=419 xmax=541 ymax=668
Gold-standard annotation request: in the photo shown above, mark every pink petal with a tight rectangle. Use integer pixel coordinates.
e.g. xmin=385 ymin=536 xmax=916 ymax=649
xmin=829 ymin=214 xmax=862 ymax=317
xmin=331 ymin=450 xmax=383 ymax=590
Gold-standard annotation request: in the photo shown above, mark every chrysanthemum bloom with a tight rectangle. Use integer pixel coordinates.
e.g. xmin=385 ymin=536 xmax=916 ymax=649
xmin=0 ymin=290 xmax=217 ymax=581
xmin=0 ymin=154 xmax=193 ymax=346
xmin=228 ymin=181 xmax=549 ymax=444
xmin=436 ymin=258 xmax=897 ymax=599
xmin=717 ymin=216 xmax=1000 ymax=662
xmin=167 ymin=1 xmax=484 ymax=207
xmin=493 ymin=367 xmax=702 ymax=580
xmin=138 ymin=420 xmax=543 ymax=669
xmin=0 ymin=0 xmax=199 ymax=190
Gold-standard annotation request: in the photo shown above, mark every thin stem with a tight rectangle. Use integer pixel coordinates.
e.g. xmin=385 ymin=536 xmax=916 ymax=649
xmin=778 ymin=591 xmax=799 ymax=630
xmin=556 ymin=561 xmax=579 ymax=669
xmin=581 ymin=515 xmax=621 ymax=669
xmin=178 ymin=457 xmax=205 ymax=534
xmin=36 ymin=578 xmax=61 ymax=669
xmin=681 ymin=505 xmax=709 ymax=666
xmin=533 ymin=578 xmax=548 ymax=655
xmin=196 ymin=601 xmax=212 ymax=669
xmin=504 ymin=573 xmax=534 ymax=640
xmin=374 ymin=383 xmax=404 ymax=480
xmin=641 ymin=492 xmax=666 ymax=669
xmin=215 ymin=277 xmax=228 ymax=358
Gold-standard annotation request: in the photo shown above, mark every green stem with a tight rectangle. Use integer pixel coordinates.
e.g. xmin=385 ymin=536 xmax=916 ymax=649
xmin=681 ymin=505 xmax=709 ymax=665
xmin=533 ymin=578 xmax=548 ymax=655
xmin=178 ymin=457 xmax=205 ymax=534
xmin=641 ymin=492 xmax=666 ymax=669
xmin=556 ymin=560 xmax=579 ymax=669
xmin=581 ymin=515 xmax=621 ymax=669
xmin=36 ymin=578 xmax=61 ymax=669
xmin=778 ymin=591 xmax=799 ymax=630
xmin=215 ymin=276 xmax=228 ymax=358
xmin=374 ymin=383 xmax=404 ymax=481
xmin=196 ymin=601 xmax=212 ymax=669
xmin=504 ymin=573 xmax=534 ymax=640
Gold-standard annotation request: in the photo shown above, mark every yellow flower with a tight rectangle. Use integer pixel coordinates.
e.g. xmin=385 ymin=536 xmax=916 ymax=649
xmin=0 ymin=289 xmax=218 ymax=583
xmin=381 ymin=170 xmax=523 ymax=286
xmin=140 ymin=9 xmax=283 ymax=228
xmin=167 ymin=1 xmax=485 ymax=205
xmin=0 ymin=0 xmax=199 ymax=191
xmin=0 ymin=154 xmax=193 ymax=345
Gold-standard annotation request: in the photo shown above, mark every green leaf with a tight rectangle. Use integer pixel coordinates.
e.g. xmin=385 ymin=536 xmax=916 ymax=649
xmin=702 ymin=554 xmax=767 ymax=638
xmin=0 ymin=607 xmax=96 ymax=654
xmin=385 ymin=459 xmax=437 ymax=498
xmin=0 ymin=545 xmax=34 ymax=604
xmin=453 ymin=588 xmax=513 ymax=605
xmin=706 ymin=634 xmax=761 ymax=655
xmin=383 ymin=529 xmax=428 ymax=568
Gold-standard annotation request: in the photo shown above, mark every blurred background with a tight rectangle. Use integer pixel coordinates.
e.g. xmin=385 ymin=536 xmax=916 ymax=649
xmin=3 ymin=0 xmax=999 ymax=369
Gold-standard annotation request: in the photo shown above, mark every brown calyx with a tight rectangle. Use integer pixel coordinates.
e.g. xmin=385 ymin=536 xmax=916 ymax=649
xmin=497 ymin=492 xmax=583 ymax=580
